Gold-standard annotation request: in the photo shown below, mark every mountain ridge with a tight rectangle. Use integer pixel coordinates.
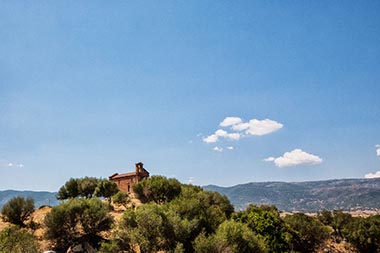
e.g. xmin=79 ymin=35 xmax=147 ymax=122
xmin=203 ymin=178 xmax=380 ymax=212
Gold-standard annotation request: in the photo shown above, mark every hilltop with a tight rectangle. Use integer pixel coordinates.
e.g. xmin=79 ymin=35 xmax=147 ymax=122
xmin=204 ymin=178 xmax=380 ymax=212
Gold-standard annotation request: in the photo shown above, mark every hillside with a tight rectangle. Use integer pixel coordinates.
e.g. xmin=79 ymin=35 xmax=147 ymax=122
xmin=204 ymin=178 xmax=380 ymax=212
xmin=0 ymin=190 xmax=59 ymax=209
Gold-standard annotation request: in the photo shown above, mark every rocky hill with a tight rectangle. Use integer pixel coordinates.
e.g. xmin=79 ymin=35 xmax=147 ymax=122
xmin=204 ymin=178 xmax=380 ymax=212
xmin=0 ymin=190 xmax=59 ymax=209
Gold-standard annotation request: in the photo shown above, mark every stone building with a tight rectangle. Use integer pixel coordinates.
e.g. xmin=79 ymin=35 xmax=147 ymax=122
xmin=109 ymin=162 xmax=149 ymax=193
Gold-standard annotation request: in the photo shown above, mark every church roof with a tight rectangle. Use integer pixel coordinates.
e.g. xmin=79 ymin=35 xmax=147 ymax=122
xmin=109 ymin=172 xmax=137 ymax=179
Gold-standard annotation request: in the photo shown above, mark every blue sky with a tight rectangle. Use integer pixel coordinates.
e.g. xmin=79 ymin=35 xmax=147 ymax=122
xmin=1 ymin=1 xmax=380 ymax=191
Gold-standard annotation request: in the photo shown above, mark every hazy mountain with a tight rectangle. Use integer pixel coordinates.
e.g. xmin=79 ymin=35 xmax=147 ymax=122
xmin=0 ymin=190 xmax=59 ymax=209
xmin=204 ymin=178 xmax=380 ymax=212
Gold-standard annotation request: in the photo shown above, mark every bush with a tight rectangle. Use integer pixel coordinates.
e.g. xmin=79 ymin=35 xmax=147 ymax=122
xmin=284 ymin=213 xmax=328 ymax=253
xmin=112 ymin=191 xmax=130 ymax=208
xmin=0 ymin=226 xmax=39 ymax=253
xmin=193 ymin=220 xmax=267 ymax=253
xmin=343 ymin=215 xmax=380 ymax=253
xmin=233 ymin=205 xmax=290 ymax=252
xmin=44 ymin=197 xmax=113 ymax=251
xmin=1 ymin=196 xmax=35 ymax=227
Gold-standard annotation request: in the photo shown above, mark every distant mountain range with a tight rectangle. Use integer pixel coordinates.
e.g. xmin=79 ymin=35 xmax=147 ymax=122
xmin=1 ymin=178 xmax=380 ymax=213
xmin=204 ymin=178 xmax=380 ymax=212
xmin=0 ymin=190 xmax=59 ymax=210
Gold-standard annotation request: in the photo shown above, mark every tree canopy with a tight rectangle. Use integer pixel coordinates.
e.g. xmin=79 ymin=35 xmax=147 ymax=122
xmin=1 ymin=196 xmax=35 ymax=227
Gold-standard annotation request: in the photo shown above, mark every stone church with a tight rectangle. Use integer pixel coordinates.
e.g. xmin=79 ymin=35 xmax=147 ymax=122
xmin=109 ymin=162 xmax=149 ymax=193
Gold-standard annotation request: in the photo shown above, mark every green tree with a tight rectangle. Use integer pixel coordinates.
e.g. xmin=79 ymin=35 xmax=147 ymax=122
xmin=133 ymin=176 xmax=182 ymax=203
xmin=1 ymin=196 xmax=35 ymax=227
xmin=233 ymin=205 xmax=290 ymax=253
xmin=343 ymin=215 xmax=380 ymax=253
xmin=79 ymin=177 xmax=99 ymax=198
xmin=57 ymin=178 xmax=80 ymax=200
xmin=94 ymin=179 xmax=119 ymax=205
xmin=44 ymin=198 xmax=113 ymax=251
xmin=331 ymin=210 xmax=353 ymax=238
xmin=112 ymin=191 xmax=131 ymax=208
xmin=0 ymin=226 xmax=39 ymax=253
xmin=193 ymin=220 xmax=267 ymax=253
xmin=317 ymin=210 xmax=333 ymax=226
xmin=284 ymin=213 xmax=328 ymax=253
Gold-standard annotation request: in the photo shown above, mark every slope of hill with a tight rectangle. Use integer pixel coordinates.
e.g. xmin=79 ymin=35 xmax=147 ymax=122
xmin=204 ymin=178 xmax=380 ymax=212
xmin=0 ymin=190 xmax=59 ymax=209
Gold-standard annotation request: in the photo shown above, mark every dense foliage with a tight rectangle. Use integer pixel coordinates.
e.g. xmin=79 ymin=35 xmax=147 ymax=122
xmin=0 ymin=226 xmax=39 ymax=253
xmin=233 ymin=205 xmax=290 ymax=252
xmin=133 ymin=176 xmax=182 ymax=203
xmin=318 ymin=210 xmax=380 ymax=253
xmin=44 ymin=197 xmax=113 ymax=251
xmin=57 ymin=177 xmax=119 ymax=200
xmin=1 ymin=196 xmax=34 ymax=227
xmin=2 ymin=175 xmax=380 ymax=253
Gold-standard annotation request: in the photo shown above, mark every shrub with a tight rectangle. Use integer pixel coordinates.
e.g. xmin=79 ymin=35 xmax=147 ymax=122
xmin=44 ymin=197 xmax=113 ymax=251
xmin=284 ymin=213 xmax=328 ymax=253
xmin=193 ymin=220 xmax=267 ymax=253
xmin=0 ymin=226 xmax=39 ymax=253
xmin=1 ymin=196 xmax=35 ymax=227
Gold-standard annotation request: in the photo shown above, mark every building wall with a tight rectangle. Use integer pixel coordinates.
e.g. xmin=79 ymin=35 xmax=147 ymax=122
xmin=112 ymin=174 xmax=149 ymax=193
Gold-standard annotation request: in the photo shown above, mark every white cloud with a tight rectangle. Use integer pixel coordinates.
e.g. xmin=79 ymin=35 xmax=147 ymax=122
xmin=220 ymin=117 xmax=242 ymax=127
xmin=226 ymin=146 xmax=234 ymax=150
xmin=365 ymin=171 xmax=380 ymax=179
xmin=188 ymin=177 xmax=195 ymax=184
xmin=376 ymin=144 xmax=380 ymax=156
xmin=203 ymin=134 xmax=219 ymax=143
xmin=8 ymin=163 xmax=13 ymax=167
xmin=213 ymin=146 xmax=223 ymax=152
xmin=243 ymin=119 xmax=283 ymax=136
xmin=203 ymin=129 xmax=241 ymax=143
xmin=263 ymin=157 xmax=275 ymax=162
xmin=264 ymin=149 xmax=323 ymax=168
xmin=204 ymin=117 xmax=282 ymax=144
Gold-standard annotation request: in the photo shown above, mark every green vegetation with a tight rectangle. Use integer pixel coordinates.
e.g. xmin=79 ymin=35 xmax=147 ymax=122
xmin=193 ymin=220 xmax=267 ymax=253
xmin=112 ymin=191 xmax=130 ymax=208
xmin=44 ymin=197 xmax=113 ymax=251
xmin=317 ymin=210 xmax=380 ymax=253
xmin=284 ymin=213 xmax=328 ymax=253
xmin=1 ymin=196 xmax=34 ymax=227
xmin=233 ymin=205 xmax=290 ymax=252
xmin=133 ymin=175 xmax=182 ymax=203
xmin=2 ymin=175 xmax=380 ymax=253
xmin=57 ymin=177 xmax=119 ymax=200
xmin=0 ymin=226 xmax=39 ymax=253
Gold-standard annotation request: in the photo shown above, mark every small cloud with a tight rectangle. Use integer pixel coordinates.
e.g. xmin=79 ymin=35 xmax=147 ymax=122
xmin=188 ymin=177 xmax=195 ymax=184
xmin=213 ymin=146 xmax=223 ymax=152
xmin=18 ymin=164 xmax=24 ymax=168
xmin=226 ymin=146 xmax=234 ymax=150
xmin=220 ymin=117 xmax=242 ymax=127
xmin=205 ymin=117 xmax=283 ymax=144
xmin=8 ymin=163 xmax=13 ymax=167
xmin=263 ymin=157 xmax=275 ymax=162
xmin=365 ymin=171 xmax=380 ymax=179
xmin=376 ymin=144 xmax=380 ymax=156
xmin=203 ymin=129 xmax=241 ymax=143
xmin=264 ymin=149 xmax=322 ymax=168
xmin=238 ymin=119 xmax=283 ymax=136
xmin=203 ymin=134 xmax=219 ymax=143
